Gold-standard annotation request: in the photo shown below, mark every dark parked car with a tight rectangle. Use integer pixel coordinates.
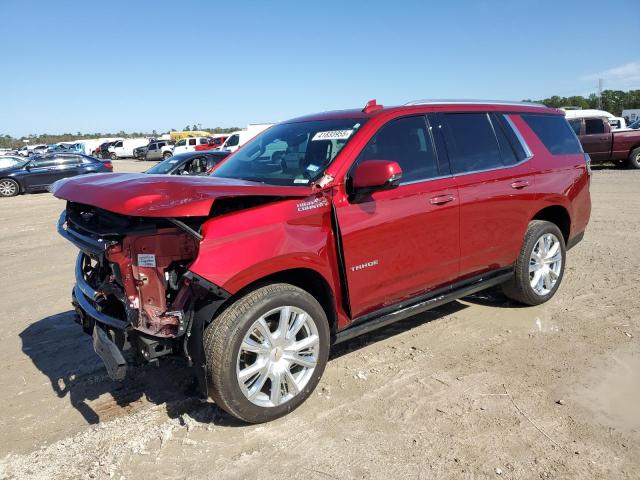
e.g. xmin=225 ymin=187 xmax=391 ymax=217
xmin=0 ymin=153 xmax=113 ymax=197
xmin=144 ymin=150 xmax=229 ymax=175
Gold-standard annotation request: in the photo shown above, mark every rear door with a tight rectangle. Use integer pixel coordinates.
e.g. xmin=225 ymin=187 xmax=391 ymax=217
xmin=335 ymin=115 xmax=460 ymax=318
xmin=580 ymin=118 xmax=612 ymax=162
xmin=436 ymin=112 xmax=535 ymax=278
xmin=187 ymin=138 xmax=197 ymax=152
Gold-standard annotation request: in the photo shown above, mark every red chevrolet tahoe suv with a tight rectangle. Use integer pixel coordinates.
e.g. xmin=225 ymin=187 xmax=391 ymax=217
xmin=54 ymin=100 xmax=591 ymax=423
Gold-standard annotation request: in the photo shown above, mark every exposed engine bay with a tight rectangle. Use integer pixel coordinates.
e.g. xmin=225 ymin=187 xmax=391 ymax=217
xmin=63 ymin=201 xmax=213 ymax=368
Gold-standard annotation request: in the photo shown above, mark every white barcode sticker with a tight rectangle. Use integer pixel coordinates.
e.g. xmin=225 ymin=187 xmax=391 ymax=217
xmin=137 ymin=254 xmax=156 ymax=267
xmin=311 ymin=129 xmax=353 ymax=141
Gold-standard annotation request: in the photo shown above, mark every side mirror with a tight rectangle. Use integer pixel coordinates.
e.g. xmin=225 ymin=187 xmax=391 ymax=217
xmin=352 ymin=160 xmax=402 ymax=192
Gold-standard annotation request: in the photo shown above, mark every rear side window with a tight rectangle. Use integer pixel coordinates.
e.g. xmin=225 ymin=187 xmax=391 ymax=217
xmin=521 ymin=114 xmax=582 ymax=155
xmin=355 ymin=115 xmax=439 ymax=183
xmin=491 ymin=114 xmax=528 ymax=166
xmin=440 ymin=113 xmax=502 ymax=174
xmin=585 ymin=118 xmax=606 ymax=135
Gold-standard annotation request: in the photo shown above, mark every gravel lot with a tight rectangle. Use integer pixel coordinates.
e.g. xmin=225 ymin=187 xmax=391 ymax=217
xmin=0 ymin=162 xmax=638 ymax=479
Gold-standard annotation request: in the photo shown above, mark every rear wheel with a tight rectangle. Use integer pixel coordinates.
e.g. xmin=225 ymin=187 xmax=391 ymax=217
xmin=204 ymin=283 xmax=330 ymax=423
xmin=163 ymin=151 xmax=173 ymax=160
xmin=502 ymin=220 xmax=566 ymax=306
xmin=628 ymin=147 xmax=640 ymax=169
xmin=0 ymin=178 xmax=19 ymax=197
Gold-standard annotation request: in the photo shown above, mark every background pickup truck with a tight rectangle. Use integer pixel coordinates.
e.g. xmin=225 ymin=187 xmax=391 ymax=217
xmin=569 ymin=116 xmax=640 ymax=168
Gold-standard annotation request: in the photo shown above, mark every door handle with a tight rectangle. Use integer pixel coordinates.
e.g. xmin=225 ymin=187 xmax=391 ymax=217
xmin=510 ymin=180 xmax=530 ymax=189
xmin=430 ymin=194 xmax=455 ymax=205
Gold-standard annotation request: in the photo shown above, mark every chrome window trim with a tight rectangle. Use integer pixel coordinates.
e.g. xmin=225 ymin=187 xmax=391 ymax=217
xmin=399 ymin=173 xmax=453 ymax=186
xmin=502 ymin=114 xmax=534 ymax=160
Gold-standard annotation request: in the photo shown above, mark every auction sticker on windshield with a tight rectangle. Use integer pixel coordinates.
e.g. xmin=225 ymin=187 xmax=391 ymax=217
xmin=311 ymin=130 xmax=353 ymax=141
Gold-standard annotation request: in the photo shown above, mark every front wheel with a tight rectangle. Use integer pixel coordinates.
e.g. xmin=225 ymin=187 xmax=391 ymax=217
xmin=204 ymin=283 xmax=330 ymax=423
xmin=163 ymin=151 xmax=173 ymax=160
xmin=502 ymin=220 xmax=566 ymax=306
xmin=0 ymin=178 xmax=19 ymax=197
xmin=110 ymin=153 xmax=117 ymax=161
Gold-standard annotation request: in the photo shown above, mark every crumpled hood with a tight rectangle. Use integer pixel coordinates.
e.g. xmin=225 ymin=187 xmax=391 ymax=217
xmin=52 ymin=173 xmax=313 ymax=217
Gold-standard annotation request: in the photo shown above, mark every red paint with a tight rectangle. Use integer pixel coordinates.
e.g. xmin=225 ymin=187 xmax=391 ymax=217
xmin=352 ymin=160 xmax=402 ymax=189
xmin=56 ymin=101 xmax=591 ymax=334
xmin=52 ymin=173 xmax=312 ymax=217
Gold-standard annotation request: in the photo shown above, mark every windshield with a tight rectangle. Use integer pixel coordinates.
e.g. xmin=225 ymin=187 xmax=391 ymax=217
xmin=0 ymin=156 xmax=27 ymax=169
xmin=211 ymin=118 xmax=366 ymax=185
xmin=145 ymin=153 xmax=193 ymax=174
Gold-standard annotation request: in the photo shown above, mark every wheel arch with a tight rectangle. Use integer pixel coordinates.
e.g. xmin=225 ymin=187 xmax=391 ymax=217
xmin=531 ymin=205 xmax=571 ymax=243
xmin=212 ymin=267 xmax=338 ymax=335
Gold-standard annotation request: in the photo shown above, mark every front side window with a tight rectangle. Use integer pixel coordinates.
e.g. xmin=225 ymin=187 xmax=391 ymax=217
xmin=440 ymin=113 xmax=502 ymax=174
xmin=521 ymin=114 xmax=582 ymax=155
xmin=225 ymin=134 xmax=240 ymax=147
xmin=354 ymin=115 xmax=439 ymax=183
xmin=188 ymin=138 xmax=197 ymax=146
xmin=585 ymin=118 xmax=606 ymax=135
xmin=175 ymin=139 xmax=186 ymax=147
xmin=212 ymin=118 xmax=366 ymax=185
xmin=149 ymin=144 xmax=157 ymax=151
xmin=568 ymin=118 xmax=582 ymax=135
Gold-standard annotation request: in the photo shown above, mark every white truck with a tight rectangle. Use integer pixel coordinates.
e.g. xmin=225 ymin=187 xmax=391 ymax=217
xmin=172 ymin=136 xmax=211 ymax=155
xmin=218 ymin=123 xmax=274 ymax=152
xmin=108 ymin=138 xmax=150 ymax=159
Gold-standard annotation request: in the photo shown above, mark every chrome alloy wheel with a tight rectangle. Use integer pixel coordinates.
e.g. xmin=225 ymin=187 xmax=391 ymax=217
xmin=236 ymin=306 xmax=320 ymax=408
xmin=0 ymin=180 xmax=17 ymax=197
xmin=529 ymin=233 xmax=562 ymax=296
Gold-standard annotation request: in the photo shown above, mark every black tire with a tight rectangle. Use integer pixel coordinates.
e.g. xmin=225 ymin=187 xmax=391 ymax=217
xmin=110 ymin=152 xmax=117 ymax=161
xmin=204 ymin=283 xmax=330 ymax=423
xmin=163 ymin=151 xmax=173 ymax=160
xmin=502 ymin=220 xmax=566 ymax=306
xmin=628 ymin=147 xmax=640 ymax=169
xmin=0 ymin=178 xmax=20 ymax=197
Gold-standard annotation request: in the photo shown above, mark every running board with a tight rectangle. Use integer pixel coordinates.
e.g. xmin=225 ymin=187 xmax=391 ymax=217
xmin=333 ymin=270 xmax=513 ymax=344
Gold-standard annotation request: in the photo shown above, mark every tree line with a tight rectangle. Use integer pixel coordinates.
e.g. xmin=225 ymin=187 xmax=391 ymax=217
xmin=3 ymin=89 xmax=640 ymax=149
xmin=0 ymin=126 xmax=240 ymax=149
xmin=527 ymin=89 xmax=640 ymax=117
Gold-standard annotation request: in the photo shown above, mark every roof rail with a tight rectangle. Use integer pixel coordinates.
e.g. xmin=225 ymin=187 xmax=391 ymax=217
xmin=404 ymin=99 xmax=547 ymax=108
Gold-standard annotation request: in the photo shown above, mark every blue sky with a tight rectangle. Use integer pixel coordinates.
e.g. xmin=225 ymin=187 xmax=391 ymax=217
xmin=1 ymin=0 xmax=638 ymax=137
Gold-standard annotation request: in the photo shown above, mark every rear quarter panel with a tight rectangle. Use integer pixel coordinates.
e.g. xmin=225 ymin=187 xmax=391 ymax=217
xmin=612 ymin=130 xmax=640 ymax=160
xmin=511 ymin=115 xmax=591 ymax=241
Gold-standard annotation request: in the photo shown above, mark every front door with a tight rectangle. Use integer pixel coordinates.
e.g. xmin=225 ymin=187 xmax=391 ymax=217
xmin=580 ymin=118 xmax=612 ymax=162
xmin=334 ymin=115 xmax=460 ymax=318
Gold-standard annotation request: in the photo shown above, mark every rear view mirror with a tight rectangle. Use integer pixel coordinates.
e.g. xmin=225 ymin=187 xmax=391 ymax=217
xmin=352 ymin=160 xmax=402 ymax=192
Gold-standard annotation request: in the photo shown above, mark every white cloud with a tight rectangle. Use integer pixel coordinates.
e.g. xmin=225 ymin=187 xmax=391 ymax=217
xmin=582 ymin=62 xmax=640 ymax=88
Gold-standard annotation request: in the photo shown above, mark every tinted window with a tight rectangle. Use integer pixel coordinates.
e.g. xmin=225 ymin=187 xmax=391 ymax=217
xmin=441 ymin=113 xmax=502 ymax=174
xmin=487 ymin=114 xmax=523 ymax=166
xmin=188 ymin=138 xmax=196 ymax=146
xmin=148 ymin=144 xmax=157 ymax=150
xmin=355 ymin=115 xmax=438 ymax=183
xmin=175 ymin=139 xmax=186 ymax=147
xmin=226 ymin=134 xmax=240 ymax=147
xmin=521 ymin=114 xmax=582 ymax=155
xmin=568 ymin=119 xmax=582 ymax=135
xmin=585 ymin=118 xmax=606 ymax=135
xmin=199 ymin=138 xmax=209 ymax=145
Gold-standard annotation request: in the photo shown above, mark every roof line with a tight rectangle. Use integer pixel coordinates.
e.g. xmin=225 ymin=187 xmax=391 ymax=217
xmin=404 ymin=99 xmax=547 ymax=108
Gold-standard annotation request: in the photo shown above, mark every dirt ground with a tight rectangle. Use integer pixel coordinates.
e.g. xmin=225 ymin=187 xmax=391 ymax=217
xmin=0 ymin=161 xmax=638 ymax=479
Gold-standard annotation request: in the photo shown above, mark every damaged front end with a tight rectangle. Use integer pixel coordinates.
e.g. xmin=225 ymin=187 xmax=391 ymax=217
xmin=59 ymin=201 xmax=228 ymax=393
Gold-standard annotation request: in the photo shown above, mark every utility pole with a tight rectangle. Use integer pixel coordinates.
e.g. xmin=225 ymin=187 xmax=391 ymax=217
xmin=598 ymin=78 xmax=603 ymax=109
